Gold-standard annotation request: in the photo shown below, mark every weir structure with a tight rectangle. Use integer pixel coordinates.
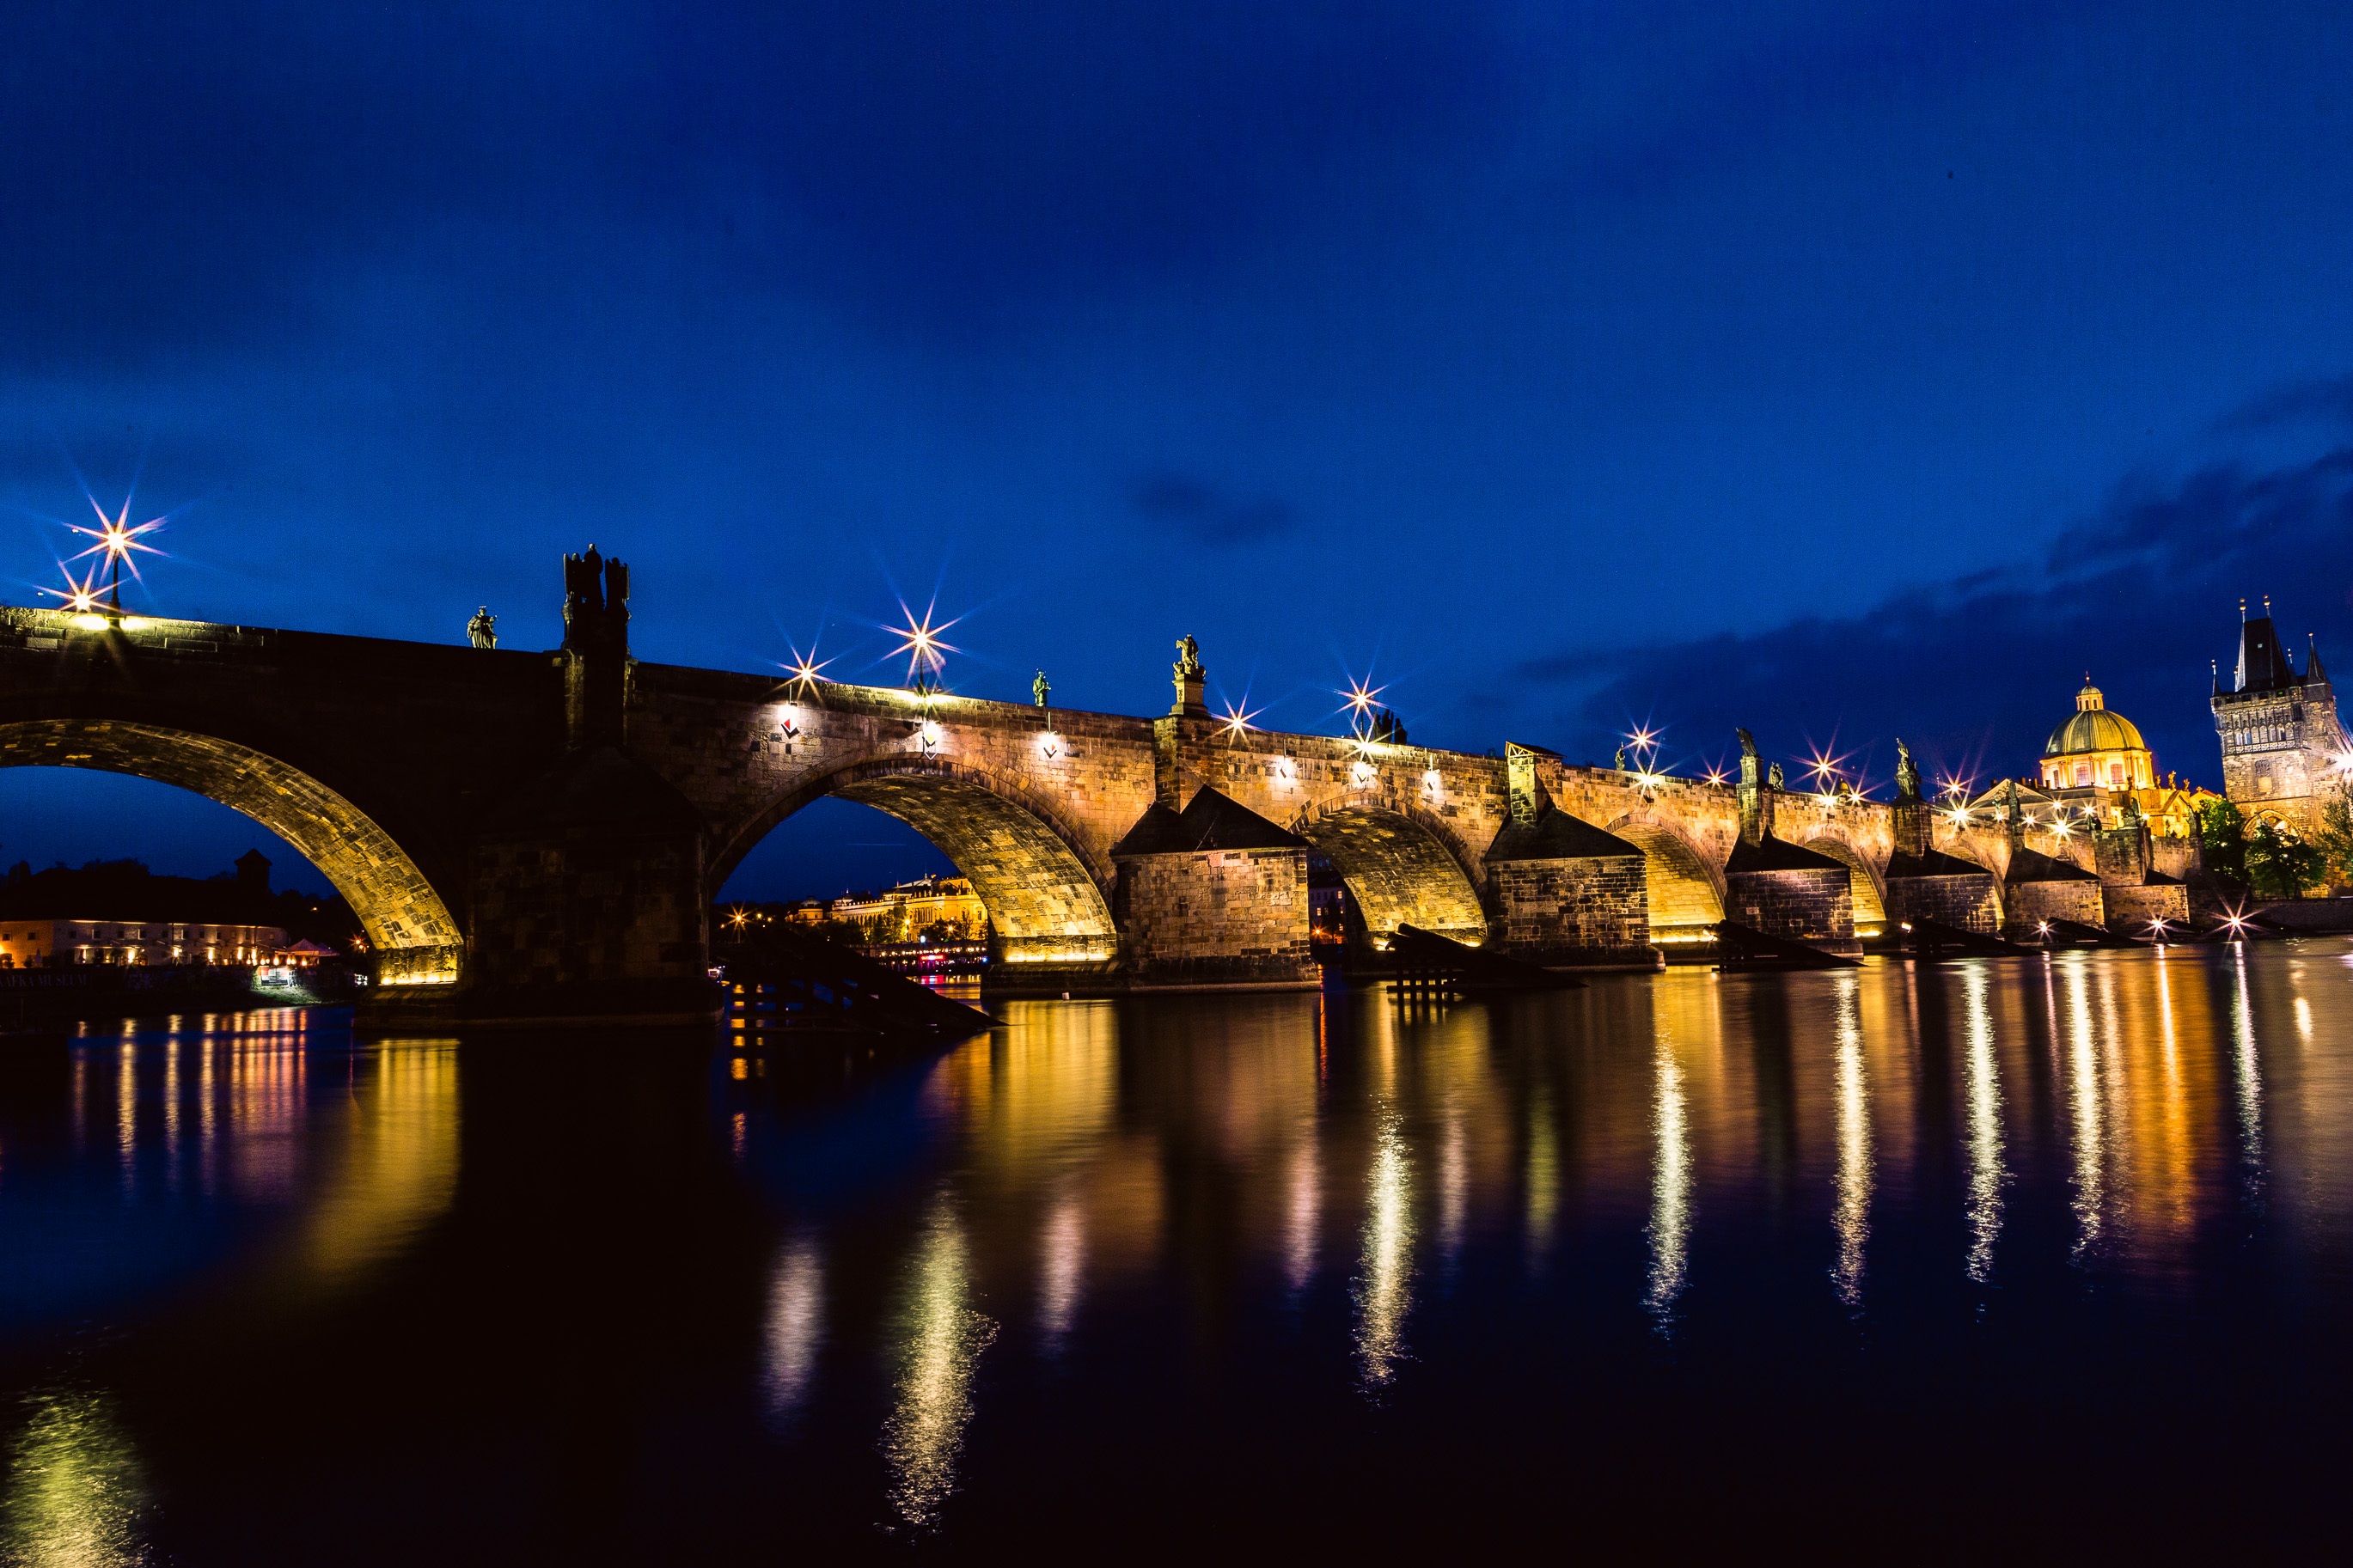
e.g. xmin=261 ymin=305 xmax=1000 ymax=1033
xmin=0 ymin=551 xmax=2180 ymax=1025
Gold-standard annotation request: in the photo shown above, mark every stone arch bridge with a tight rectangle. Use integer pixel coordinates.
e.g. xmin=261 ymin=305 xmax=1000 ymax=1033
xmin=0 ymin=552 xmax=2031 ymax=1023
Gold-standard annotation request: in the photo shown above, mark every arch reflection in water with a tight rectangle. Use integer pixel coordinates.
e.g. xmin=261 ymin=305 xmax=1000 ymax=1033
xmin=0 ymin=1385 xmax=150 ymax=1568
xmin=883 ymin=1195 xmax=996 ymax=1531
xmin=764 ymin=1235 xmax=825 ymax=1424
xmin=1354 ymin=1107 xmax=1415 ymax=1389
xmin=1830 ymin=973 xmax=1870 ymax=1305
xmin=1960 ymin=966 xmax=2004 ymax=1284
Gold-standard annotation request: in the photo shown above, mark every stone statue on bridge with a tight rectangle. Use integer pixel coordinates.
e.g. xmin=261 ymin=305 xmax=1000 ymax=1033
xmin=1768 ymin=760 xmax=1784 ymax=790
xmin=468 ymin=606 xmax=497 ymax=650
xmin=1614 ymin=746 xmax=1625 ymax=771
xmin=1175 ymin=635 xmax=1204 ymax=680
xmin=1895 ymin=736 xmax=1920 ymax=800
xmin=1033 ymin=669 xmax=1050 ymax=710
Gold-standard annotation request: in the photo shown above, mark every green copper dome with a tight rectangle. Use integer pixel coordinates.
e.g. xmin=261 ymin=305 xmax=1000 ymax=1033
xmin=2043 ymin=681 xmax=2147 ymax=757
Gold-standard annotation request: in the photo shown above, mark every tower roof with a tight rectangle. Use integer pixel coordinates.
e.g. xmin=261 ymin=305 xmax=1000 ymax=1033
xmin=2235 ymin=614 xmax=2299 ymax=692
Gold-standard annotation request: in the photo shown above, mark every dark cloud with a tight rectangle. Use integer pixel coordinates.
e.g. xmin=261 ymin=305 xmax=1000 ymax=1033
xmin=1524 ymin=436 xmax=2353 ymax=790
xmin=1131 ymin=473 xmax=1297 ymax=546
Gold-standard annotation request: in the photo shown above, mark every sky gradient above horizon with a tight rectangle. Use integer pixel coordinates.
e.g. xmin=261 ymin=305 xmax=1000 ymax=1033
xmin=8 ymin=2 xmax=2353 ymax=898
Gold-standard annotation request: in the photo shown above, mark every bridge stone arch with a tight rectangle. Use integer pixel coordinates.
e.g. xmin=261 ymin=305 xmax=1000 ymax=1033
xmin=1793 ymin=831 xmax=1889 ymax=929
xmin=1602 ymin=815 xmax=1727 ymax=935
xmin=0 ymin=720 xmax=462 ymax=983
xmin=1287 ymin=796 xmax=1488 ymax=943
xmin=712 ymin=752 xmax=1118 ymax=966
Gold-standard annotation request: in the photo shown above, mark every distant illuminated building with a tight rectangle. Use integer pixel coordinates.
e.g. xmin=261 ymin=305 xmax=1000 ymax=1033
xmin=828 ymin=874 xmax=987 ymax=943
xmin=0 ymin=918 xmax=299 ymax=968
xmin=1970 ymin=678 xmax=2215 ymax=836
xmin=2211 ymin=601 xmax=2349 ymax=831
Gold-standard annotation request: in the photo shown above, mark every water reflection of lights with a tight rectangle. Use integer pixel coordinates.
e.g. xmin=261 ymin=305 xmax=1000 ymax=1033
xmin=763 ymin=1235 xmax=825 ymax=1423
xmin=883 ymin=1198 xmax=995 ymax=1531
xmin=1036 ymin=1193 xmax=1085 ymax=1348
xmin=1284 ymin=1142 xmax=1321 ymax=1294
xmin=1830 ymin=975 xmax=1870 ymax=1305
xmin=1438 ymin=1113 xmax=1468 ymax=1264
xmin=1961 ymin=966 xmax=2005 ymax=1284
xmin=1524 ymin=1089 xmax=1558 ymax=1260
xmin=2063 ymin=961 xmax=2105 ymax=1255
xmin=2229 ymin=947 xmax=2266 ymax=1205
xmin=1354 ymin=1108 xmax=1414 ymax=1389
xmin=0 ymin=1384 xmax=151 ymax=1566
xmin=1644 ymin=1041 xmax=1690 ymax=1324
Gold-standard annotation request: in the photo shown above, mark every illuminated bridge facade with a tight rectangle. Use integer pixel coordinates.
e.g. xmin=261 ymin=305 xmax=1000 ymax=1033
xmin=0 ymin=551 xmax=2100 ymax=1023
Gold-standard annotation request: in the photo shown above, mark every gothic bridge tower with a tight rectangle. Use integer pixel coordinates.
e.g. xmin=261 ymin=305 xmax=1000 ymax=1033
xmin=2212 ymin=599 xmax=2349 ymax=832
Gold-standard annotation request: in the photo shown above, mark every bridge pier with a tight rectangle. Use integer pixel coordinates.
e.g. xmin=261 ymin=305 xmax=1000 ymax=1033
xmin=1482 ymin=744 xmax=1657 ymax=967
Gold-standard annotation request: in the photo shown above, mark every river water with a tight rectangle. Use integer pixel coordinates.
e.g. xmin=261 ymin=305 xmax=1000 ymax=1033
xmin=2 ymin=946 xmax=2350 ymax=1561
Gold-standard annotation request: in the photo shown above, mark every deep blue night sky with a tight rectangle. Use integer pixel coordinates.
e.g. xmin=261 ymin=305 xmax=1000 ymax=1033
xmin=8 ymin=2 xmax=2353 ymax=899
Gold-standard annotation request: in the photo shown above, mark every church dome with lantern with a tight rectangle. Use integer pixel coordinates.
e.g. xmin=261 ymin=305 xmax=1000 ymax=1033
xmin=2040 ymin=680 xmax=2154 ymax=790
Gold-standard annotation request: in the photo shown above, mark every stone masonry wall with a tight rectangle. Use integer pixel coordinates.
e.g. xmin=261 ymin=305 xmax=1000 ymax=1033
xmin=1113 ymin=846 xmax=1317 ymax=987
xmin=2104 ymin=883 xmax=2190 ymax=933
xmin=1486 ymin=856 xmax=1652 ymax=964
xmin=1725 ymin=866 xmax=1855 ymax=952
xmin=1883 ymin=873 xmax=2002 ymax=935
xmin=2003 ymin=879 xmax=2105 ymax=934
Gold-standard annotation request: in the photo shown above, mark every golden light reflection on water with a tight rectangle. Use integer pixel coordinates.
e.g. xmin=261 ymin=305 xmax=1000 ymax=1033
xmin=2062 ymin=959 xmax=2107 ymax=1256
xmin=883 ymin=1196 xmax=996 ymax=1531
xmin=0 ymin=1386 xmax=150 ymax=1568
xmin=736 ymin=946 xmax=2349 ymax=1428
xmin=284 ymin=1043 xmax=460 ymax=1290
xmin=1354 ymin=1107 xmax=1414 ymax=1388
xmin=1960 ymin=965 xmax=2003 ymax=1284
xmin=1830 ymin=973 xmax=1870 ymax=1304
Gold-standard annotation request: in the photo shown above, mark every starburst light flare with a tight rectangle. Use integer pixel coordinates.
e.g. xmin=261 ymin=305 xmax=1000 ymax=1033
xmin=67 ymin=494 xmax=168 ymax=607
xmin=886 ymin=601 xmax=960 ymax=688
xmin=781 ymin=638 xmax=834 ymax=699
xmin=41 ymin=562 xmax=108 ymax=616
xmin=1217 ymin=699 xmax=1260 ymax=738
